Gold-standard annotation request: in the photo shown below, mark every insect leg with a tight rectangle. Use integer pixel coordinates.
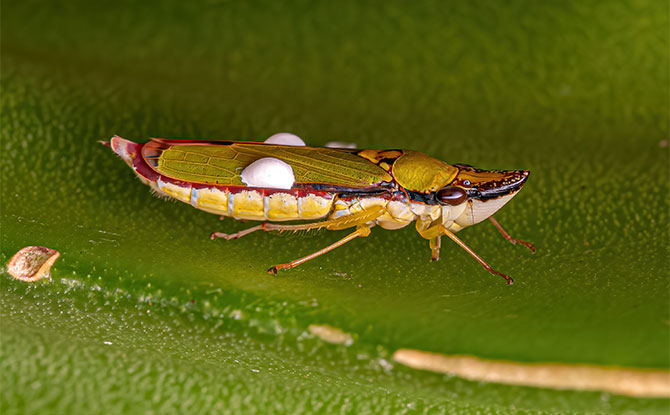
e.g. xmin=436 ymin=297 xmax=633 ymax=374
xmin=268 ymin=226 xmax=372 ymax=274
xmin=211 ymin=225 xmax=265 ymax=241
xmin=210 ymin=220 xmax=330 ymax=241
xmin=440 ymin=226 xmax=513 ymax=285
xmin=429 ymin=235 xmax=442 ymax=262
xmin=414 ymin=219 xmax=443 ymax=262
xmin=488 ymin=216 xmax=535 ymax=253
xmin=210 ymin=206 xmax=385 ymax=241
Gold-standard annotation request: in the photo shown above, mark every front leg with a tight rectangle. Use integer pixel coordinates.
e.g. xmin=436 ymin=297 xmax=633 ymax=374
xmin=414 ymin=219 xmax=444 ymax=262
xmin=441 ymin=226 xmax=514 ymax=285
xmin=429 ymin=235 xmax=442 ymax=262
xmin=489 ymin=216 xmax=535 ymax=253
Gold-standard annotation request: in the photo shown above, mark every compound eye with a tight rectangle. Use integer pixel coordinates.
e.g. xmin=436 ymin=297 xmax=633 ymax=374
xmin=437 ymin=186 xmax=467 ymax=205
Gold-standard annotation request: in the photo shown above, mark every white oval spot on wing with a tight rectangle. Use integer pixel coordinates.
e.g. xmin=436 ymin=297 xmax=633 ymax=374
xmin=241 ymin=157 xmax=295 ymax=189
xmin=264 ymin=133 xmax=305 ymax=146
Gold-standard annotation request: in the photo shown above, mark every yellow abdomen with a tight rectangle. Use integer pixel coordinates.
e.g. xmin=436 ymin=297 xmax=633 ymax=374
xmin=155 ymin=178 xmax=334 ymax=221
xmin=154 ymin=178 xmax=441 ymax=230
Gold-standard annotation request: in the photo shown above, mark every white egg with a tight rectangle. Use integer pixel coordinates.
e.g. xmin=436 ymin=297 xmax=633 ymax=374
xmin=240 ymin=157 xmax=295 ymax=189
xmin=264 ymin=132 xmax=306 ymax=146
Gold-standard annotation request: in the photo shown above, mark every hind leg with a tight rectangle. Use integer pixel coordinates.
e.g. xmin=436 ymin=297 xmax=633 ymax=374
xmin=268 ymin=226 xmax=373 ymax=273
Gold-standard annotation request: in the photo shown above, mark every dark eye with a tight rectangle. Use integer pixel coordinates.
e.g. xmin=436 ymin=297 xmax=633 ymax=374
xmin=436 ymin=187 xmax=467 ymax=205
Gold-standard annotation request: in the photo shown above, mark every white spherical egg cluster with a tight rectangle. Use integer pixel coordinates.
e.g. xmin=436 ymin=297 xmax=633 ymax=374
xmin=240 ymin=157 xmax=295 ymax=189
xmin=264 ymin=133 xmax=305 ymax=146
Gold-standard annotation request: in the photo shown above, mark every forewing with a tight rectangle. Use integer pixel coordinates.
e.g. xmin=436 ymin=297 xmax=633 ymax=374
xmin=143 ymin=140 xmax=392 ymax=188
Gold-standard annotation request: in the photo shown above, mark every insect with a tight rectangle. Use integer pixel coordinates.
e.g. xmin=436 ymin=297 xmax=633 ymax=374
xmin=104 ymin=134 xmax=534 ymax=284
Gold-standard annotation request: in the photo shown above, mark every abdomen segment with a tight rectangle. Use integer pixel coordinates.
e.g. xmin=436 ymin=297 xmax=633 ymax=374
xmin=155 ymin=178 xmax=335 ymax=221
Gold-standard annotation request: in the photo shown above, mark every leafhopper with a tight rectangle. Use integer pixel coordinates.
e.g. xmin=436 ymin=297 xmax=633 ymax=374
xmin=104 ymin=135 xmax=534 ymax=284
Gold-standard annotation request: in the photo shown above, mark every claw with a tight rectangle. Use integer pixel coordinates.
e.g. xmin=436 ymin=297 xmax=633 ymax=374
xmin=210 ymin=231 xmax=232 ymax=240
xmin=504 ymin=237 xmax=535 ymax=253
xmin=483 ymin=264 xmax=514 ymax=285
xmin=517 ymin=240 xmax=536 ymax=254
xmin=267 ymin=266 xmax=279 ymax=275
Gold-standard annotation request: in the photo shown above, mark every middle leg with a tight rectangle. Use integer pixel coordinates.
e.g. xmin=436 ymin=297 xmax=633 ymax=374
xmin=211 ymin=205 xmax=385 ymax=241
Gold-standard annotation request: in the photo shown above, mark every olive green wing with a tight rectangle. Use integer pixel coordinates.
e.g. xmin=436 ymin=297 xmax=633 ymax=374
xmin=142 ymin=139 xmax=393 ymax=188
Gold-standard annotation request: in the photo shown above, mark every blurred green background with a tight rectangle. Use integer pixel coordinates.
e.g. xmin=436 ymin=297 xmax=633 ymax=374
xmin=1 ymin=0 xmax=668 ymax=413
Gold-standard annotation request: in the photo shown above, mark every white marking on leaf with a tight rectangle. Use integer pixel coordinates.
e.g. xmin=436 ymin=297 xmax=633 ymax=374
xmin=308 ymin=324 xmax=354 ymax=346
xmin=241 ymin=157 xmax=295 ymax=189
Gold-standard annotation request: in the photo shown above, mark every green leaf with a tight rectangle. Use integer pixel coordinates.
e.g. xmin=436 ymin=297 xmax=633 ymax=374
xmin=2 ymin=0 xmax=668 ymax=413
